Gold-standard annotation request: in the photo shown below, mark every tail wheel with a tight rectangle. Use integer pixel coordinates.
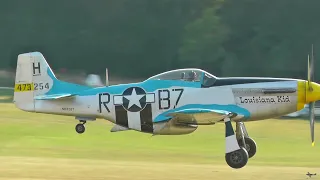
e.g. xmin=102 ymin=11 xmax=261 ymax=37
xmin=75 ymin=123 xmax=85 ymax=134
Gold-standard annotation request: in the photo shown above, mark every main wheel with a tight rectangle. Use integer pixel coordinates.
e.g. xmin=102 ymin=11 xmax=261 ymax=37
xmin=225 ymin=147 xmax=249 ymax=169
xmin=238 ymin=137 xmax=257 ymax=158
xmin=75 ymin=123 xmax=85 ymax=134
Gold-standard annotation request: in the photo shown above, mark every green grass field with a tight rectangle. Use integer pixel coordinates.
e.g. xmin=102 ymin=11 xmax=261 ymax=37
xmin=0 ymin=88 xmax=13 ymax=103
xmin=1 ymin=103 xmax=320 ymax=180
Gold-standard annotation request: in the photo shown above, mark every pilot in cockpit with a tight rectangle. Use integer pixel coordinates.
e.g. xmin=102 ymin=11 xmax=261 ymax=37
xmin=180 ymin=72 xmax=186 ymax=80
xmin=180 ymin=71 xmax=197 ymax=81
xmin=187 ymin=71 xmax=197 ymax=81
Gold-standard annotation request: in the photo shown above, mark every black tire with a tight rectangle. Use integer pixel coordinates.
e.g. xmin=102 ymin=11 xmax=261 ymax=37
xmin=238 ymin=137 xmax=257 ymax=158
xmin=225 ymin=147 xmax=249 ymax=169
xmin=75 ymin=123 xmax=85 ymax=134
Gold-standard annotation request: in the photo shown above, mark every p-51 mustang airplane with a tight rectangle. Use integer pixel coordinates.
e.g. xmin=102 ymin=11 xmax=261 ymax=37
xmin=13 ymin=51 xmax=318 ymax=169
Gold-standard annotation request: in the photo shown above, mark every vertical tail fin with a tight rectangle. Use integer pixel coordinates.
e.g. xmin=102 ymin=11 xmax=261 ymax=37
xmin=13 ymin=52 xmax=57 ymax=111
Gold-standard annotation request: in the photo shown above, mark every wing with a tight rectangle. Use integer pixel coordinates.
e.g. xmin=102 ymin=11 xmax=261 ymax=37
xmin=154 ymin=104 xmax=249 ymax=125
xmin=168 ymin=109 xmax=232 ymax=125
xmin=34 ymin=93 xmax=76 ymax=100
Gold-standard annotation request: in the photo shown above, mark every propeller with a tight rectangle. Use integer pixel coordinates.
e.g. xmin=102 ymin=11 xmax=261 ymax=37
xmin=309 ymin=101 xmax=315 ymax=146
xmin=307 ymin=44 xmax=315 ymax=147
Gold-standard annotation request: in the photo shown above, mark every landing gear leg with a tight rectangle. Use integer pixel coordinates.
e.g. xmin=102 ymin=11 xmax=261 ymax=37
xmin=75 ymin=120 xmax=86 ymax=134
xmin=224 ymin=117 xmax=249 ymax=169
xmin=236 ymin=122 xmax=257 ymax=158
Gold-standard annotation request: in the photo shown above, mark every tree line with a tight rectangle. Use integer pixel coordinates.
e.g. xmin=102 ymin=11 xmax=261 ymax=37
xmin=1 ymin=0 xmax=319 ymax=79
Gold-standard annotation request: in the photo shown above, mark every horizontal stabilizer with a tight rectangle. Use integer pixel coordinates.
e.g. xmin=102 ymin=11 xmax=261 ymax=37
xmin=110 ymin=124 xmax=130 ymax=132
xmin=34 ymin=93 xmax=76 ymax=100
xmin=0 ymin=87 xmax=14 ymax=90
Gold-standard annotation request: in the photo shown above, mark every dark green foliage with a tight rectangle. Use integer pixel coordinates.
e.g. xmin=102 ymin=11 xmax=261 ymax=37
xmin=0 ymin=0 xmax=319 ymax=79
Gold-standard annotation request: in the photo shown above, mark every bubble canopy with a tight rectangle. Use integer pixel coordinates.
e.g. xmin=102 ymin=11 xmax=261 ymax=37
xmin=145 ymin=68 xmax=217 ymax=87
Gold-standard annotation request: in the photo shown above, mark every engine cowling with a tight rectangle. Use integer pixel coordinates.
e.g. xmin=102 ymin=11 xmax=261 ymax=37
xmin=153 ymin=120 xmax=198 ymax=135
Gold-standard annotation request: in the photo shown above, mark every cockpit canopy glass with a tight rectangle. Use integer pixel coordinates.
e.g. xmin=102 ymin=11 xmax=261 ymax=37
xmin=146 ymin=69 xmax=201 ymax=81
xmin=146 ymin=68 xmax=217 ymax=86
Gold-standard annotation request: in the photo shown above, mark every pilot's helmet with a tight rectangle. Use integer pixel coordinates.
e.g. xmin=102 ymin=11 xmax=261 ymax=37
xmin=187 ymin=71 xmax=197 ymax=81
xmin=181 ymin=72 xmax=186 ymax=79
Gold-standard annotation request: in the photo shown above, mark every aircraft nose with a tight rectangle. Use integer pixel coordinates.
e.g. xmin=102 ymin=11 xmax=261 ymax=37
xmin=297 ymin=81 xmax=320 ymax=110
xmin=306 ymin=82 xmax=320 ymax=103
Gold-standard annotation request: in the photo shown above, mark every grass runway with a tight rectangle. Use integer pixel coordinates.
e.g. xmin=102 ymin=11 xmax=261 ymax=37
xmin=0 ymin=103 xmax=320 ymax=179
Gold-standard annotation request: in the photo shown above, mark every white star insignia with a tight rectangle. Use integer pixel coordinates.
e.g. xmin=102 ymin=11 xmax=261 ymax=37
xmin=123 ymin=88 xmax=144 ymax=109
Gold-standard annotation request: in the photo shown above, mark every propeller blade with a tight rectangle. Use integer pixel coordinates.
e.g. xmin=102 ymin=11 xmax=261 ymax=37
xmin=307 ymin=44 xmax=315 ymax=146
xmin=308 ymin=54 xmax=311 ymax=83
xmin=308 ymin=44 xmax=315 ymax=91
xmin=311 ymin=44 xmax=315 ymax=81
xmin=309 ymin=102 xmax=315 ymax=146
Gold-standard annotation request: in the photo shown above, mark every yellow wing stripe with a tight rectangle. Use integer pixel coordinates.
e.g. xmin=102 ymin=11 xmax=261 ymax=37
xmin=14 ymin=83 xmax=34 ymax=92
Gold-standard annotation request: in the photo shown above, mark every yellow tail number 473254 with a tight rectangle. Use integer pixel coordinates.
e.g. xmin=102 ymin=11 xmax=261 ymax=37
xmin=14 ymin=83 xmax=34 ymax=92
